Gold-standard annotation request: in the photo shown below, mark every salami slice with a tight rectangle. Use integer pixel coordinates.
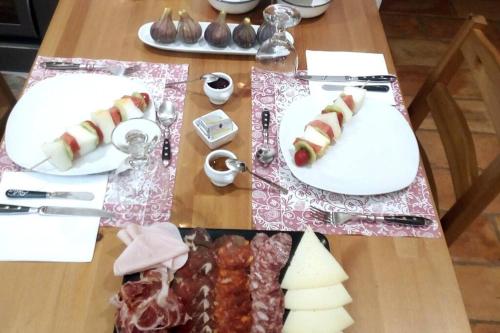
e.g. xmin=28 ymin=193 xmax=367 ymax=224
xmin=173 ymin=229 xmax=216 ymax=333
xmin=214 ymin=235 xmax=253 ymax=333
xmin=250 ymin=233 xmax=292 ymax=333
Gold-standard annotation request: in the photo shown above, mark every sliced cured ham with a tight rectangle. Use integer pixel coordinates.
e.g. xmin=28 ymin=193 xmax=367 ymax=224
xmin=114 ymin=223 xmax=189 ymax=276
xmin=113 ymin=267 xmax=190 ymax=333
xmin=315 ymin=113 xmax=342 ymax=141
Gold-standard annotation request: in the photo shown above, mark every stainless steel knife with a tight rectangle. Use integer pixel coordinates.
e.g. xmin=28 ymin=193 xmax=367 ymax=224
xmin=295 ymin=72 xmax=397 ymax=82
xmin=321 ymin=84 xmax=390 ymax=92
xmin=0 ymin=204 xmax=114 ymax=218
xmin=6 ymin=189 xmax=95 ymax=201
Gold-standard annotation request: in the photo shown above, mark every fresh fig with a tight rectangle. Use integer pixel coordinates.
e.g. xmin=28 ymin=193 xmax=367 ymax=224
xmin=150 ymin=8 xmax=177 ymax=44
xmin=257 ymin=21 xmax=276 ymax=44
xmin=204 ymin=11 xmax=231 ymax=48
xmin=233 ymin=17 xmax=257 ymax=49
xmin=177 ymin=10 xmax=202 ymax=44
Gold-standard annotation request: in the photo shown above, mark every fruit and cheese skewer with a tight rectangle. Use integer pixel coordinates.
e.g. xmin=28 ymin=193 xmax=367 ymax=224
xmin=41 ymin=92 xmax=150 ymax=171
xmin=293 ymin=87 xmax=366 ymax=167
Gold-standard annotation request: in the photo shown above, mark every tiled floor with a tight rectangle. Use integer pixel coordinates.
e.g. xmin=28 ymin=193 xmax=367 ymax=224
xmin=380 ymin=0 xmax=500 ymax=331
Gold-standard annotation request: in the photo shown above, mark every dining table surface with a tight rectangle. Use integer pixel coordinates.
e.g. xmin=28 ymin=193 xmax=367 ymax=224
xmin=0 ymin=0 xmax=472 ymax=332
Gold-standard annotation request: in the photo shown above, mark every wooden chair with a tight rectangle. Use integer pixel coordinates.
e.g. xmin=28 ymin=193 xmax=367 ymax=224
xmin=0 ymin=73 xmax=17 ymax=138
xmin=407 ymin=15 xmax=500 ymax=246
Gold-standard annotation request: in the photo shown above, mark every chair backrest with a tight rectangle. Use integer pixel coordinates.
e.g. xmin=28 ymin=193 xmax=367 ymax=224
xmin=407 ymin=15 xmax=500 ymax=245
xmin=0 ymin=73 xmax=17 ymax=138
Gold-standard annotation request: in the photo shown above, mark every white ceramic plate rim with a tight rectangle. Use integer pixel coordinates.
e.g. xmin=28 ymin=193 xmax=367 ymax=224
xmin=138 ymin=21 xmax=293 ymax=56
xmin=278 ymin=95 xmax=420 ymax=195
xmin=5 ymin=73 xmax=154 ymax=176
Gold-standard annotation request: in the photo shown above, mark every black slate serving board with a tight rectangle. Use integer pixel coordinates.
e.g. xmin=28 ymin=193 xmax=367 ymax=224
xmin=113 ymin=228 xmax=330 ymax=332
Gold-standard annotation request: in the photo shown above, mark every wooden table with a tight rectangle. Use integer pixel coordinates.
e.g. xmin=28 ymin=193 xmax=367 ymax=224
xmin=0 ymin=1 xmax=471 ymax=332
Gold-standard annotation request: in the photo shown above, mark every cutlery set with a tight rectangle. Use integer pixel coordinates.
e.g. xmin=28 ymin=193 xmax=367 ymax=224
xmin=295 ymin=72 xmax=396 ymax=93
xmin=2 ymin=189 xmax=113 ymax=218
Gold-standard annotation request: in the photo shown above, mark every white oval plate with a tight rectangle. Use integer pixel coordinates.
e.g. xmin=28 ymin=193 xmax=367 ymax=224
xmin=278 ymin=95 xmax=419 ymax=195
xmin=5 ymin=73 xmax=154 ymax=176
xmin=138 ymin=21 xmax=293 ymax=56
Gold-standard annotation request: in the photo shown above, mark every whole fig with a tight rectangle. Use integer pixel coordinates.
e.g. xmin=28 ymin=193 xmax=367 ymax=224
xmin=257 ymin=21 xmax=276 ymax=44
xmin=150 ymin=8 xmax=176 ymax=44
xmin=177 ymin=10 xmax=202 ymax=44
xmin=204 ymin=11 xmax=231 ymax=48
xmin=233 ymin=17 xmax=257 ymax=49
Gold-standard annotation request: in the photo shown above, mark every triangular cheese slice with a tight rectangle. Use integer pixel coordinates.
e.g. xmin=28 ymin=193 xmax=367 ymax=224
xmin=285 ymin=283 xmax=352 ymax=310
xmin=343 ymin=86 xmax=366 ymax=113
xmin=316 ymin=113 xmax=341 ymax=141
xmin=282 ymin=307 xmax=354 ymax=333
xmin=281 ymin=227 xmax=348 ymax=289
xmin=332 ymin=97 xmax=353 ymax=123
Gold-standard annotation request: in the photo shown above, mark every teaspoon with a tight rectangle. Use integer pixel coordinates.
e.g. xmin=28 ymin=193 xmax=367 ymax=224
xmin=255 ymin=109 xmax=276 ymax=166
xmin=156 ymin=100 xmax=177 ymax=167
xmin=165 ymin=73 xmax=219 ymax=86
xmin=225 ymin=158 xmax=288 ymax=194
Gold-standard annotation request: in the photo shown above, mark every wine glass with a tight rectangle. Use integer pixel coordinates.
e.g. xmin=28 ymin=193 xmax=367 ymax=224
xmin=108 ymin=118 xmax=161 ymax=205
xmin=255 ymin=4 xmax=301 ymax=75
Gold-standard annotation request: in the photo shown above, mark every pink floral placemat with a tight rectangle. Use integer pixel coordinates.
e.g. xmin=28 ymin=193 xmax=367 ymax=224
xmin=250 ymin=69 xmax=441 ymax=238
xmin=0 ymin=56 xmax=189 ymax=227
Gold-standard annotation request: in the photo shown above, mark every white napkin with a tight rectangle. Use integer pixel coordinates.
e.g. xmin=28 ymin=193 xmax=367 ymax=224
xmin=306 ymin=50 xmax=395 ymax=105
xmin=0 ymin=171 xmax=108 ymax=262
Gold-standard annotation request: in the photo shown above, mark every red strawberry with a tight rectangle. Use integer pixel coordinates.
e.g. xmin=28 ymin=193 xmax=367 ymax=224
xmin=140 ymin=92 xmax=150 ymax=106
xmin=294 ymin=149 xmax=310 ymax=167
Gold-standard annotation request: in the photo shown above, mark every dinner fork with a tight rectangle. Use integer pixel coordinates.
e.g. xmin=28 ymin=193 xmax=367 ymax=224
xmin=309 ymin=206 xmax=431 ymax=227
xmin=41 ymin=61 xmax=140 ymax=76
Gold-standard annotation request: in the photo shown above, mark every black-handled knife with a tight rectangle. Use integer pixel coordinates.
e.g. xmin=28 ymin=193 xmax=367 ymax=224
xmin=321 ymin=84 xmax=390 ymax=92
xmin=6 ymin=189 xmax=94 ymax=201
xmin=162 ymin=138 xmax=171 ymax=167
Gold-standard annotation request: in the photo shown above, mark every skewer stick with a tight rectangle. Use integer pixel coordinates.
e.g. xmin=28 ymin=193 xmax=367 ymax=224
xmin=28 ymin=157 xmax=49 ymax=171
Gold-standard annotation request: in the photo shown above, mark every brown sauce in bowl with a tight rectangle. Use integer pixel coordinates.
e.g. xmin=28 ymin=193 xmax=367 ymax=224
xmin=208 ymin=77 xmax=230 ymax=89
xmin=209 ymin=156 xmax=230 ymax=171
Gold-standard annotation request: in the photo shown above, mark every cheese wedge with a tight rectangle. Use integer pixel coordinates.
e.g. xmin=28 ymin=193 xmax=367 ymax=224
xmin=66 ymin=124 xmax=98 ymax=155
xmin=281 ymin=227 xmax=348 ymax=289
xmin=343 ymin=86 xmax=366 ymax=113
xmin=282 ymin=307 xmax=354 ymax=333
xmin=285 ymin=283 xmax=352 ymax=310
xmin=316 ymin=113 xmax=341 ymax=141
xmin=91 ymin=109 xmax=115 ymax=143
xmin=303 ymin=125 xmax=331 ymax=147
xmin=114 ymin=97 xmax=143 ymax=121
xmin=41 ymin=139 xmax=73 ymax=171
xmin=332 ymin=97 xmax=353 ymax=123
